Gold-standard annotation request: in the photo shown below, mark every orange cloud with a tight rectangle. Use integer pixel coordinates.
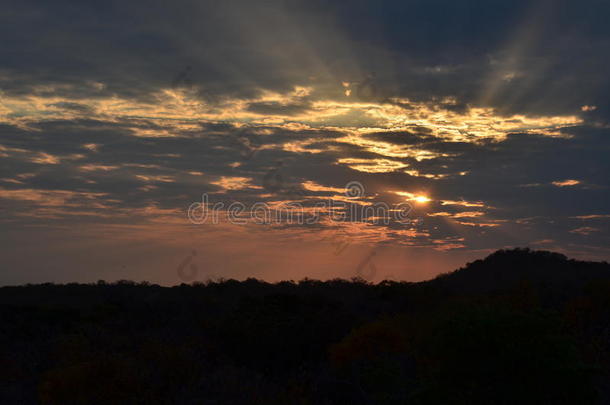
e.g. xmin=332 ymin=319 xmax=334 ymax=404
xmin=552 ymin=179 xmax=580 ymax=187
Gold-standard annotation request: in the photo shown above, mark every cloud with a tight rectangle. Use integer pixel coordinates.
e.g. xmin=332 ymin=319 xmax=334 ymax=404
xmin=552 ymin=179 xmax=581 ymax=187
xmin=570 ymin=227 xmax=599 ymax=236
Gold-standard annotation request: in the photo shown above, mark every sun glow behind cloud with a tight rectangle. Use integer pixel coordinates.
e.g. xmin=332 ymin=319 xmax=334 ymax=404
xmin=0 ymin=82 xmax=586 ymax=192
xmin=0 ymin=84 xmax=582 ymax=140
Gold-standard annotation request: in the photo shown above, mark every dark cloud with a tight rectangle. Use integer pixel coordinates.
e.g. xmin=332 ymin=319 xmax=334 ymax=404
xmin=0 ymin=0 xmax=606 ymax=110
xmin=246 ymin=101 xmax=312 ymax=116
xmin=364 ymin=129 xmax=435 ymax=145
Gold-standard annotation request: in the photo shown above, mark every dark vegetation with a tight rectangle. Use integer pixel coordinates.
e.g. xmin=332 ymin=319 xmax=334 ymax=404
xmin=2 ymin=248 xmax=610 ymax=404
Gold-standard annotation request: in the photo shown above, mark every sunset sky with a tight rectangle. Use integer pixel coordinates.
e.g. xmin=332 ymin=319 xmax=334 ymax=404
xmin=1 ymin=0 xmax=609 ymax=285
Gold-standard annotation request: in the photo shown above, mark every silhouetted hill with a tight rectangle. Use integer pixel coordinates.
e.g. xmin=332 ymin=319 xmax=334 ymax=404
xmin=431 ymin=248 xmax=610 ymax=294
xmin=2 ymin=248 xmax=610 ymax=405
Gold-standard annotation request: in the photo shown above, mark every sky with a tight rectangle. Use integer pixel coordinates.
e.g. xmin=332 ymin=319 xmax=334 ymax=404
xmin=1 ymin=0 xmax=610 ymax=285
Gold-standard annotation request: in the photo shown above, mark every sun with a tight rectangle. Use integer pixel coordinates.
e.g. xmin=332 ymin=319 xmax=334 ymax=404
xmin=414 ymin=195 xmax=431 ymax=204
xmin=393 ymin=191 xmax=432 ymax=204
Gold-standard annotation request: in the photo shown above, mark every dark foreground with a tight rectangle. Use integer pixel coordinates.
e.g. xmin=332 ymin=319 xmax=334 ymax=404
xmin=2 ymin=248 xmax=610 ymax=404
